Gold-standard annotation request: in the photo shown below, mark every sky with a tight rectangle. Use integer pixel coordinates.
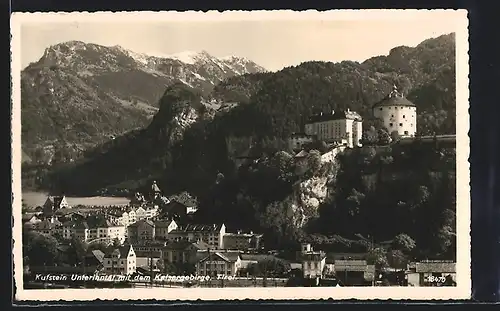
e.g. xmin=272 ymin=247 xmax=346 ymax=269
xmin=19 ymin=12 xmax=464 ymax=71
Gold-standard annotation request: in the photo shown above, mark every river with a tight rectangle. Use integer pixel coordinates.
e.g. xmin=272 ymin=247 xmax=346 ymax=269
xmin=22 ymin=191 xmax=130 ymax=208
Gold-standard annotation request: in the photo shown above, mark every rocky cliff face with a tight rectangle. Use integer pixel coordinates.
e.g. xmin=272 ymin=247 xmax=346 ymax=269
xmin=274 ymin=151 xmax=341 ymax=229
xmin=22 ymin=41 xmax=266 ymax=163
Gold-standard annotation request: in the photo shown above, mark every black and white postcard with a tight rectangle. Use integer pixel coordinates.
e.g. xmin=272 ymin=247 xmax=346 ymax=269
xmin=11 ymin=10 xmax=470 ymax=301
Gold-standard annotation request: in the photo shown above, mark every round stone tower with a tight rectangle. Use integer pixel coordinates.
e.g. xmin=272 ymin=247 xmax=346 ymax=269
xmin=372 ymin=85 xmax=417 ymax=137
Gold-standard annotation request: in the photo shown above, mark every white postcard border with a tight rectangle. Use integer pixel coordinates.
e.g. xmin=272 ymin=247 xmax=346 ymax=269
xmin=11 ymin=9 xmax=470 ymax=301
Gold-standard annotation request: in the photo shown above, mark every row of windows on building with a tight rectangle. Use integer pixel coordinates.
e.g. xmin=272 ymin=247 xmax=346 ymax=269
xmin=106 ymin=259 xmax=135 ymax=265
xmin=390 ymin=114 xmax=414 ymax=119
xmin=389 ymin=123 xmax=414 ymax=127
xmin=379 ymin=106 xmax=413 ymax=111
xmin=305 ymin=261 xmax=321 ymax=269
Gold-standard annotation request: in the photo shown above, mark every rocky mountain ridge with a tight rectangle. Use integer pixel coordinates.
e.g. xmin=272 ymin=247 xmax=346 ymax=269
xmin=21 ymin=41 xmax=266 ymax=163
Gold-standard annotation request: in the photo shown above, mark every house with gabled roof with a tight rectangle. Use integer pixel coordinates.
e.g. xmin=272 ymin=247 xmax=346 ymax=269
xmin=102 ymin=244 xmax=136 ymax=275
xmin=43 ymin=195 xmax=70 ymax=216
xmin=154 ymin=219 xmax=178 ymax=240
xmin=162 ymin=240 xmax=210 ymax=265
xmin=195 ymin=251 xmax=242 ymax=277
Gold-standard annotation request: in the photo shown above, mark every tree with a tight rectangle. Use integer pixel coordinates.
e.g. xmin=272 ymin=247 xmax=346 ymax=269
xmin=361 ymin=126 xmax=378 ymax=145
xmin=366 ymin=247 xmax=389 ymax=269
xmin=393 ymin=233 xmax=416 ymax=253
xmin=390 ymin=131 xmax=400 ymax=142
xmin=387 ymin=249 xmax=408 ymax=269
xmin=67 ymin=235 xmax=89 ymax=266
xmin=306 ymin=150 xmax=322 ymax=176
xmin=24 ymin=231 xmax=60 ymax=266
xmin=377 ymin=128 xmax=392 ymax=145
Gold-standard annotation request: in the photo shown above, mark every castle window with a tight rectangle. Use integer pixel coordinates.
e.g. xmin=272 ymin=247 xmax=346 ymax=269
xmin=379 ymin=108 xmax=382 ymax=111
xmin=391 ymin=115 xmax=394 ymax=118
xmin=389 ymin=123 xmax=393 ymax=127
xmin=395 ymin=107 xmax=398 ymax=110
xmin=399 ymin=123 xmax=403 ymax=127
xmin=403 ymin=115 xmax=406 ymax=118
xmin=404 ymin=131 xmax=409 ymax=135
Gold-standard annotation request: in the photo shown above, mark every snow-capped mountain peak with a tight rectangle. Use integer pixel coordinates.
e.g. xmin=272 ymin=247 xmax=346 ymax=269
xmin=160 ymin=50 xmax=202 ymax=64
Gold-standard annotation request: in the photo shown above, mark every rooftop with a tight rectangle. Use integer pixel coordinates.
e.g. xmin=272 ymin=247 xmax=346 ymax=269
xmin=173 ymin=223 xmax=224 ymax=233
xmin=415 ymin=262 xmax=456 ymax=273
xmin=306 ymin=109 xmax=362 ymax=124
xmin=105 ymin=244 xmax=133 ymax=258
xmin=372 ymin=85 xmax=415 ymax=108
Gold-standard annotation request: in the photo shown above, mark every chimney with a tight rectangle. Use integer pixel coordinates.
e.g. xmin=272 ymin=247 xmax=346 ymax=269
xmin=320 ymin=112 xmax=323 ymax=116
xmin=331 ymin=110 xmax=335 ymax=115
xmin=347 ymin=108 xmax=350 ymax=112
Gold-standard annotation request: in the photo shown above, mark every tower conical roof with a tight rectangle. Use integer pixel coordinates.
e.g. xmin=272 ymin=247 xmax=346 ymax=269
xmin=372 ymin=84 xmax=415 ymax=109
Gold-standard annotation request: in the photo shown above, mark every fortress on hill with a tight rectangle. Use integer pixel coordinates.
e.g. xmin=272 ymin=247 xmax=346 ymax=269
xmin=289 ymin=85 xmax=417 ymax=151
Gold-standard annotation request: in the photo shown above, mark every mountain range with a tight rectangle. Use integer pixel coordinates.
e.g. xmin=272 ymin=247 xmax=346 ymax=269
xmin=21 ymin=41 xmax=266 ymax=163
xmin=22 ymin=33 xmax=456 ymax=197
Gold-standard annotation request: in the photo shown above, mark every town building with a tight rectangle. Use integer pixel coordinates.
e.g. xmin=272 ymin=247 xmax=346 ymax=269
xmin=223 ymin=231 xmax=263 ymax=250
xmin=32 ymin=218 xmax=61 ymax=235
xmin=331 ymin=259 xmax=376 ymax=286
xmin=42 ymin=195 xmax=70 ymax=216
xmin=127 ymin=219 xmax=155 ymax=242
xmin=73 ymin=222 xmax=90 ymax=241
xmin=195 ymin=251 xmax=242 ymax=277
xmin=299 ymin=243 xmax=326 ymax=279
xmin=154 ymin=219 xmax=178 ymax=240
xmin=133 ymin=205 xmax=159 ymax=221
xmin=372 ymin=85 xmax=417 ymax=137
xmin=127 ymin=208 xmax=137 ymax=224
xmin=102 ymin=244 xmax=136 ymax=275
xmin=22 ymin=213 xmax=41 ymax=225
xmin=405 ymin=261 xmax=456 ymax=287
xmin=83 ymin=249 xmax=106 ymax=270
xmin=162 ymin=240 xmax=210 ymax=265
xmin=168 ymin=224 xmax=226 ymax=249
xmin=304 ymin=109 xmax=363 ymax=148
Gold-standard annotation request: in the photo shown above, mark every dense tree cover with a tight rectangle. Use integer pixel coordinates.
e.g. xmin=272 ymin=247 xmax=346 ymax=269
xmin=313 ymin=141 xmax=456 ymax=260
xmin=23 ymin=231 xmax=60 ymax=266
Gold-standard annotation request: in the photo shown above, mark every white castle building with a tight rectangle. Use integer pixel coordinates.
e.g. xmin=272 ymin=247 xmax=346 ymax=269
xmin=304 ymin=109 xmax=363 ymax=148
xmin=372 ymin=85 xmax=417 ymax=137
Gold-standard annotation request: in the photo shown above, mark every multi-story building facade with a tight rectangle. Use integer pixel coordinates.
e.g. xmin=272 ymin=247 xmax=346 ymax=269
xmin=102 ymin=245 xmax=136 ymax=275
xmin=299 ymin=243 xmax=326 ymax=279
xmin=222 ymin=232 xmax=263 ymax=250
xmin=168 ymin=224 xmax=226 ymax=249
xmin=195 ymin=251 xmax=242 ymax=277
xmin=128 ymin=219 xmax=155 ymax=242
xmin=162 ymin=240 xmax=209 ymax=265
xmin=154 ymin=220 xmax=178 ymax=240
xmin=372 ymin=85 xmax=417 ymax=137
xmin=304 ymin=109 xmax=363 ymax=148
